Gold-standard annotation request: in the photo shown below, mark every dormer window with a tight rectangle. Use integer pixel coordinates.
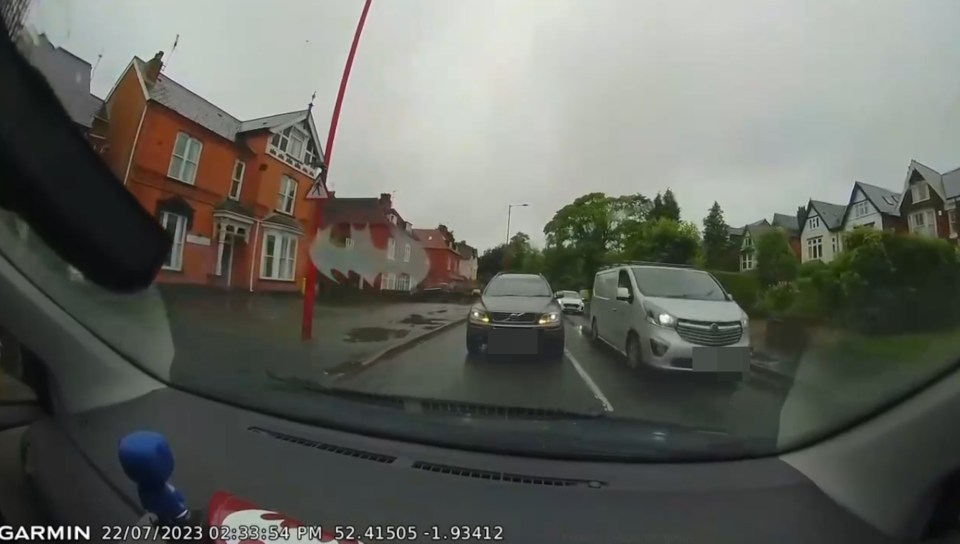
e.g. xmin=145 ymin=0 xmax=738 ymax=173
xmin=271 ymin=124 xmax=318 ymax=165
xmin=808 ymin=216 xmax=821 ymax=229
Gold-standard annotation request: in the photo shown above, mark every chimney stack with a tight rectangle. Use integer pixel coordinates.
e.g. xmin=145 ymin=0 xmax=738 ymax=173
xmin=143 ymin=51 xmax=164 ymax=87
xmin=379 ymin=192 xmax=392 ymax=209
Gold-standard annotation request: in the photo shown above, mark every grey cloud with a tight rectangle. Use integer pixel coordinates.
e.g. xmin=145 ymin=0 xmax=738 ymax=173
xmin=28 ymin=0 xmax=960 ymax=251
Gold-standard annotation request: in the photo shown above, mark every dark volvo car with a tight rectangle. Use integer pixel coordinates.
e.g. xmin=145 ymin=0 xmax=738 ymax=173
xmin=466 ymin=273 xmax=565 ymax=361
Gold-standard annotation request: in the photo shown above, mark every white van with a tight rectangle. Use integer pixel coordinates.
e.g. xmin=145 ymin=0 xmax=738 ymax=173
xmin=590 ymin=262 xmax=750 ymax=376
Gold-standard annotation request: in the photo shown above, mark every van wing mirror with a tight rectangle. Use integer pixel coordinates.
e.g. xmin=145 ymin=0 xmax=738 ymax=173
xmin=616 ymin=287 xmax=631 ymax=301
xmin=725 ymin=293 xmax=734 ymax=301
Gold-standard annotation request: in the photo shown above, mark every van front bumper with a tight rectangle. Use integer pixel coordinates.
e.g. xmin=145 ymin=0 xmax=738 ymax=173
xmin=641 ymin=325 xmax=751 ymax=373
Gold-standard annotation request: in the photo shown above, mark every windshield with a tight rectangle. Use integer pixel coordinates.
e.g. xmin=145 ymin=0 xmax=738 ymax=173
xmin=484 ymin=277 xmax=552 ymax=297
xmin=2 ymin=1 xmax=960 ymax=462
xmin=631 ymin=268 xmax=726 ymax=301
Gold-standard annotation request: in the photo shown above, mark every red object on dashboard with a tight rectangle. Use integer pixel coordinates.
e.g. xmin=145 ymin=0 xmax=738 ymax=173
xmin=206 ymin=491 xmax=360 ymax=543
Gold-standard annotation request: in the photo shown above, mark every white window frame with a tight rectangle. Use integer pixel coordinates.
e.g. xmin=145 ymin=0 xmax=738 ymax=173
xmin=260 ymin=230 xmax=298 ymax=281
xmin=278 ymin=175 xmax=297 ymax=215
xmin=160 ymin=212 xmax=188 ymax=271
xmin=948 ymin=208 xmax=958 ymax=237
xmin=167 ymin=132 xmax=202 ymax=184
xmin=387 ymin=238 xmax=396 ymax=261
xmin=271 ymin=125 xmax=316 ymax=164
xmin=380 ymin=272 xmax=397 ymax=291
xmin=831 ymin=235 xmax=839 ymax=254
xmin=229 ymin=160 xmax=245 ymax=200
xmin=808 ymin=216 xmax=821 ymax=230
xmin=853 ymin=201 xmax=869 ymax=218
xmin=912 ymin=183 xmax=930 ymax=203
xmin=806 ymin=236 xmax=823 ymax=260
xmin=910 ymin=209 xmax=937 ymax=238
xmin=403 ymin=243 xmax=411 ymax=263
xmin=345 ymin=238 xmax=355 ymax=249
xmin=740 ymin=252 xmax=754 ymax=271
xmin=398 ymin=273 xmax=411 ymax=291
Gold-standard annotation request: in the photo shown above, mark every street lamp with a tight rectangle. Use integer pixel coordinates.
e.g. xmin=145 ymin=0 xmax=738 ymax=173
xmin=506 ymin=203 xmax=529 ymax=245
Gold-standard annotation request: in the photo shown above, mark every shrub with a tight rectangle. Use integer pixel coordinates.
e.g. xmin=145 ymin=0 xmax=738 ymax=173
xmin=711 ymin=270 xmax=762 ymax=316
xmin=832 ymin=229 xmax=960 ymax=334
xmin=760 ymin=281 xmax=799 ymax=318
xmin=756 ymin=229 xmax=799 ymax=288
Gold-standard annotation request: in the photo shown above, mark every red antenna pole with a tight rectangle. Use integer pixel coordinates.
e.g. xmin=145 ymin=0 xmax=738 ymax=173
xmin=301 ymin=0 xmax=373 ymax=341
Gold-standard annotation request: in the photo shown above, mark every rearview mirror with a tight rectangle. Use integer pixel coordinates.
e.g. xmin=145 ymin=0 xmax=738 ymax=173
xmin=725 ymin=293 xmax=734 ymax=301
xmin=616 ymin=287 xmax=631 ymax=301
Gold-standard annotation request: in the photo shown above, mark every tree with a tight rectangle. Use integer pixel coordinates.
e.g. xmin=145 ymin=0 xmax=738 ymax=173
xmin=477 ymin=245 xmax=507 ymax=282
xmin=702 ymin=201 xmax=734 ymax=270
xmin=626 ymin=218 xmax=702 ymax=265
xmin=504 ymin=231 xmax=533 ymax=271
xmin=650 ymin=189 xmax=681 ymax=222
xmin=755 ymin=229 xmax=798 ymax=288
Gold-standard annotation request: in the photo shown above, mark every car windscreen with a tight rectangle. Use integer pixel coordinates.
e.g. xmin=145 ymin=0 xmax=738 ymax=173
xmin=630 ymin=268 xmax=726 ymax=301
xmin=485 ymin=277 xmax=552 ymax=297
xmin=560 ymin=291 xmax=581 ymax=299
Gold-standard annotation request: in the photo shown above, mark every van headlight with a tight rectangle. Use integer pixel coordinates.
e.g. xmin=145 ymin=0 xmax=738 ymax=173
xmin=647 ymin=311 xmax=677 ymax=328
xmin=469 ymin=308 xmax=490 ymax=323
xmin=741 ymin=314 xmax=749 ymax=329
xmin=539 ymin=312 xmax=561 ymax=325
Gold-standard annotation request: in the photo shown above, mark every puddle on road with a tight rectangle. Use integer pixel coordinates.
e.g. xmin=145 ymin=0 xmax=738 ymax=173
xmin=399 ymin=313 xmax=445 ymax=326
xmin=344 ymin=327 xmax=411 ymax=343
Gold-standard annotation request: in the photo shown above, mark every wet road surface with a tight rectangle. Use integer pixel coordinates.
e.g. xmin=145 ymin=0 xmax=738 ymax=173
xmin=332 ymin=314 xmax=789 ymax=438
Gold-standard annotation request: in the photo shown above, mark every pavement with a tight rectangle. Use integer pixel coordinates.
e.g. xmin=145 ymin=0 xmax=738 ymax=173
xmin=164 ymin=296 xmax=473 ymax=392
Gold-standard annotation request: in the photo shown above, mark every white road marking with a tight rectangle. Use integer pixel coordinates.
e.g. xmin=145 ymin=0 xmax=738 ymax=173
xmin=564 ymin=348 xmax=615 ymax=413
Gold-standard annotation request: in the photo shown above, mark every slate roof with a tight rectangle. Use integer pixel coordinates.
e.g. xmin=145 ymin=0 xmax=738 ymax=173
xmin=727 ymin=226 xmax=744 ymax=237
xmin=809 ymin=200 xmax=846 ymax=230
xmin=321 ymin=198 xmax=390 ymax=225
xmin=24 ymin=34 xmax=100 ymax=128
xmin=907 ymin=160 xmax=946 ymax=199
xmin=855 ymin=182 xmax=901 ymax=215
xmin=771 ymin=213 xmax=799 ymax=232
xmin=413 ymin=228 xmax=456 ymax=251
xmin=132 ymin=57 xmax=320 ymax=154
xmin=213 ymin=199 xmax=255 ymax=218
xmin=456 ymin=242 xmax=477 ymax=259
xmin=941 ymin=167 xmax=960 ymax=201
xmin=262 ymin=213 xmax=304 ymax=233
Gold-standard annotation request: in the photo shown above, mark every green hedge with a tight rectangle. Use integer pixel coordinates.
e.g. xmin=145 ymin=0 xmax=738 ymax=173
xmin=710 ymin=270 xmax=762 ymax=316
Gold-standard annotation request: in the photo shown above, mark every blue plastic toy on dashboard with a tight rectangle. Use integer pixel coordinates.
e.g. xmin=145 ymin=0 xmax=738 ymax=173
xmin=117 ymin=431 xmax=190 ymax=525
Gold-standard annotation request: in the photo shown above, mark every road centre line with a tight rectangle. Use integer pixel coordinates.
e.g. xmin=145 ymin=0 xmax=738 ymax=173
xmin=564 ymin=347 xmax=615 ymax=413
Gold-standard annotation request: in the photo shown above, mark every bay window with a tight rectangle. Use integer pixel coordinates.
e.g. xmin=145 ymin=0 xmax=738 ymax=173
xmin=261 ymin=231 xmax=298 ymax=281
xmin=160 ymin=212 xmax=187 ymax=270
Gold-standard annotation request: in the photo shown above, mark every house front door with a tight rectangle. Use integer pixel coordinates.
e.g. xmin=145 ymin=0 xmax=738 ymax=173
xmin=218 ymin=238 xmax=234 ymax=287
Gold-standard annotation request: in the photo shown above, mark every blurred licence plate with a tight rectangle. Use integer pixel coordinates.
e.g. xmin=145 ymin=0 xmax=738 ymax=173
xmin=487 ymin=328 xmax=538 ymax=355
xmin=692 ymin=347 xmax=749 ymax=372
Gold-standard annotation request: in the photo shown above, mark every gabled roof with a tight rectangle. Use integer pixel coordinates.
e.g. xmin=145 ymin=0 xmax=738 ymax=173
xmin=321 ymin=198 xmax=391 ymax=225
xmin=805 ymin=200 xmax=846 ymax=231
xmin=839 ymin=181 xmax=901 ymax=226
xmin=742 ymin=219 xmax=770 ymax=239
xmin=23 ymin=34 xmax=100 ymax=128
xmin=455 ymin=242 xmax=477 ymax=259
xmin=130 ymin=57 xmax=324 ymax=163
xmin=942 ymin=167 xmax=960 ymax=201
xmin=898 ymin=160 xmax=947 ymax=207
xmin=771 ymin=213 xmax=799 ymax=232
xmin=413 ymin=228 xmax=457 ymax=251
xmin=727 ymin=226 xmax=744 ymax=237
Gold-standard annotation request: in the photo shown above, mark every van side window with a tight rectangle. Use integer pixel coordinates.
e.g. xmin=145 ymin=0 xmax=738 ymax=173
xmin=603 ymin=273 xmax=617 ymax=297
xmin=617 ymin=269 xmax=633 ymax=294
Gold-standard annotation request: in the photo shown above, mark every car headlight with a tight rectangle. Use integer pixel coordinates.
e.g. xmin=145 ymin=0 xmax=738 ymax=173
xmin=741 ymin=314 xmax=749 ymax=328
xmin=647 ymin=311 xmax=677 ymax=328
xmin=539 ymin=312 xmax=561 ymax=325
xmin=469 ymin=308 xmax=490 ymax=323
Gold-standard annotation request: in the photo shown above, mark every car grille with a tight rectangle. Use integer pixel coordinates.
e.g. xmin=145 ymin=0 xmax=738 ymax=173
xmin=490 ymin=312 xmax=539 ymax=324
xmin=676 ymin=320 xmax=742 ymax=347
xmin=562 ymin=303 xmax=580 ymax=309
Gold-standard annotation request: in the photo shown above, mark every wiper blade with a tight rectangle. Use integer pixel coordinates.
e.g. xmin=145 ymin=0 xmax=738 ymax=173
xmin=267 ymin=372 xmax=605 ymax=420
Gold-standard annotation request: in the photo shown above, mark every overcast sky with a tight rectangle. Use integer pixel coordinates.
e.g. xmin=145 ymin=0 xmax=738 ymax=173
xmin=28 ymin=0 xmax=960 ymax=252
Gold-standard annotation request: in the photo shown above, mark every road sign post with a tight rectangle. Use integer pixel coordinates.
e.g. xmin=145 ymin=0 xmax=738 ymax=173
xmin=301 ymin=0 xmax=373 ymax=341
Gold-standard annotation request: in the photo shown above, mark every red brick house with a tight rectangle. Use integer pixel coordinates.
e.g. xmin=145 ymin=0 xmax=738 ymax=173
xmin=413 ymin=227 xmax=466 ymax=287
xmin=314 ymin=194 xmax=428 ymax=292
xmin=101 ymin=51 xmax=326 ymax=292
xmin=897 ymin=160 xmax=960 ymax=243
